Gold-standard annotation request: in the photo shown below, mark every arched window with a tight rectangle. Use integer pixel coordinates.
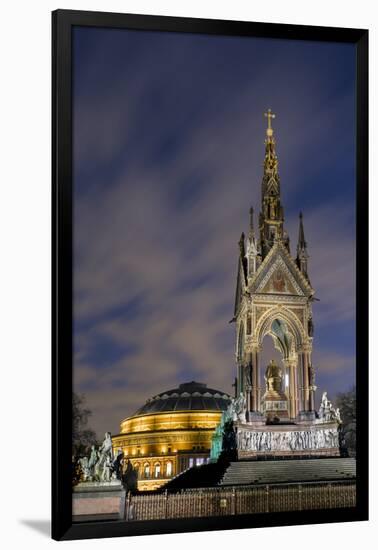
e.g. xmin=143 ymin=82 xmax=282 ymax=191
xmin=166 ymin=461 xmax=172 ymax=477
xmin=154 ymin=463 xmax=161 ymax=478
xmin=133 ymin=462 xmax=140 ymax=478
xmin=144 ymin=463 xmax=150 ymax=478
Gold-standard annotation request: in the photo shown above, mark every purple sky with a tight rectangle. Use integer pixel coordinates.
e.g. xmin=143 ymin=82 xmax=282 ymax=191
xmin=72 ymin=27 xmax=356 ymax=437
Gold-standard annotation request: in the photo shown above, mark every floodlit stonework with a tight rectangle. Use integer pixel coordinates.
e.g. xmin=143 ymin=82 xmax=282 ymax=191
xmin=214 ymin=110 xmax=343 ymax=459
xmin=112 ymin=381 xmax=231 ymax=490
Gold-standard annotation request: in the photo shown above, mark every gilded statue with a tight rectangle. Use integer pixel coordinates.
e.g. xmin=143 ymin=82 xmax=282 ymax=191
xmin=264 ymin=359 xmax=283 ymax=393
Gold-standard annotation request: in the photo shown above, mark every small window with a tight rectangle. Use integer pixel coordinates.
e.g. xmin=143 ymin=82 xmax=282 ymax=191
xmin=154 ymin=463 xmax=161 ymax=478
xmin=246 ymin=315 xmax=252 ymax=335
xmin=144 ymin=463 xmax=150 ymax=478
xmin=189 ymin=458 xmax=194 ymax=468
xmin=166 ymin=461 xmax=172 ymax=477
xmin=196 ymin=458 xmax=205 ymax=466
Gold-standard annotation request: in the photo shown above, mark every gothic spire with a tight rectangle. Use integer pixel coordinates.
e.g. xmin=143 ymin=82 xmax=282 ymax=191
xmin=263 ymin=109 xmax=278 ymax=180
xmin=296 ymin=211 xmax=309 ymax=277
xmin=259 ymin=110 xmax=285 ymax=258
xmin=297 ymin=211 xmax=306 ymax=250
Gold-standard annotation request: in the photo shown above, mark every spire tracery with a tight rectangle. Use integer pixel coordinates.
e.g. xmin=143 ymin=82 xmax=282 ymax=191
xmin=232 ymin=110 xmax=316 ymax=423
xmin=259 ymin=110 xmax=285 ymax=258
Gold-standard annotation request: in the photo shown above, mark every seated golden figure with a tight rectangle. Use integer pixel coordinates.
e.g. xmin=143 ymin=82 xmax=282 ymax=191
xmin=265 ymin=359 xmax=284 ymax=394
xmin=262 ymin=360 xmax=288 ymax=419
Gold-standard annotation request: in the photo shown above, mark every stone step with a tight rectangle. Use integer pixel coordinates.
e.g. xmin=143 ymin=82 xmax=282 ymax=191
xmin=220 ymin=458 xmax=356 ymax=486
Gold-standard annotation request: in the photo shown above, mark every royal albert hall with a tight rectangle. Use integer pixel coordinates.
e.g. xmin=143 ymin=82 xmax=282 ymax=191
xmin=112 ymin=381 xmax=231 ymax=491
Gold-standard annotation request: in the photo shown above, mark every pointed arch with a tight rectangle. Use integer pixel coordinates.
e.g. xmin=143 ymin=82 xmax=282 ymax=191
xmin=255 ymin=306 xmax=305 ymax=353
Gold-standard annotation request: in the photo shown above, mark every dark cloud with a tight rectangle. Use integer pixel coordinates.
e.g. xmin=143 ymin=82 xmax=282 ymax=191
xmin=72 ymin=28 xmax=356 ymax=437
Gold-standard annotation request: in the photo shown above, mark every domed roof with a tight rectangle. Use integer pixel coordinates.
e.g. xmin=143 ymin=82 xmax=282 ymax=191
xmin=132 ymin=381 xmax=231 ymax=417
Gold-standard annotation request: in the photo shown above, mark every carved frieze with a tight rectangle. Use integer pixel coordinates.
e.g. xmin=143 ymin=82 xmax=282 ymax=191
xmin=237 ymin=427 xmax=339 ymax=452
xmin=253 ymin=294 xmax=306 ymax=303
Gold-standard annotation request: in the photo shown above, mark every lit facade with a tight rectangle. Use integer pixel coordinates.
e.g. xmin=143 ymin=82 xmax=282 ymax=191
xmin=112 ymin=382 xmax=231 ymax=491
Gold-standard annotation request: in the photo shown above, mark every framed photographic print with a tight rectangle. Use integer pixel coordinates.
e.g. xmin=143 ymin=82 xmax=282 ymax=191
xmin=52 ymin=9 xmax=368 ymax=541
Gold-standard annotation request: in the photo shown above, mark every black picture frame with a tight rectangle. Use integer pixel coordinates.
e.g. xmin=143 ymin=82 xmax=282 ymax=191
xmin=52 ymin=9 xmax=369 ymax=541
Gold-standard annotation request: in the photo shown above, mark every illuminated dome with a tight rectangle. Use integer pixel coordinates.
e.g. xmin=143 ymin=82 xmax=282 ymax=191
xmin=112 ymin=381 xmax=231 ymax=491
xmin=134 ymin=381 xmax=230 ymax=416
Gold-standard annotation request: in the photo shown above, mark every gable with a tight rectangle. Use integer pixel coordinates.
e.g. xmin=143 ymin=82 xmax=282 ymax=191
xmin=258 ymin=257 xmax=304 ymax=296
xmin=251 ymin=243 xmax=313 ymax=298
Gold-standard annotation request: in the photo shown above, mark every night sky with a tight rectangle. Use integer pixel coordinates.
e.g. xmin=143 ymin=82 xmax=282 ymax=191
xmin=73 ymin=27 xmax=356 ymax=438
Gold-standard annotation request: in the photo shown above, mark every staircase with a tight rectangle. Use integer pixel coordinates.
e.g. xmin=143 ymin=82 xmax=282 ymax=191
xmin=220 ymin=458 xmax=356 ymax=486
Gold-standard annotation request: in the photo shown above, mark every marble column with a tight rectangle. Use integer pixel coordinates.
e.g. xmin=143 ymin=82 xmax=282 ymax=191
xmin=294 ymin=362 xmax=299 ymax=417
xmin=238 ymin=363 xmax=243 ymax=395
xmin=308 ymin=356 xmax=315 ymax=412
xmin=246 ymin=385 xmax=252 ymax=414
xmin=256 ymin=349 xmax=261 ymax=411
xmin=301 ymin=350 xmax=310 ymax=411
xmin=297 ymin=353 xmax=303 ymax=412
xmin=289 ymin=361 xmax=296 ymax=419
xmin=244 ymin=359 xmax=253 ymax=412
xmin=251 ymin=348 xmax=259 ymax=411
xmin=283 ymin=358 xmax=291 ymax=415
xmin=309 ymin=385 xmax=315 ymax=411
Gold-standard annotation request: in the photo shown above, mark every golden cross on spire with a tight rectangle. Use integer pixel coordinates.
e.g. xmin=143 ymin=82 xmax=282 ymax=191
xmin=264 ymin=109 xmax=276 ymax=136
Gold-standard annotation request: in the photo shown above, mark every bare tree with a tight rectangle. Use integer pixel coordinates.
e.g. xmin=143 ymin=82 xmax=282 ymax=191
xmin=72 ymin=392 xmax=97 ymax=457
xmin=336 ymin=386 xmax=356 ymax=457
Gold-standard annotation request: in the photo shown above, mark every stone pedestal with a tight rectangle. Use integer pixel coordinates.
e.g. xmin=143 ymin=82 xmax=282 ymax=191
xmin=72 ymin=480 xmax=126 ymax=522
xmin=261 ymin=396 xmax=289 ymax=420
xmin=261 ymin=360 xmax=289 ymax=420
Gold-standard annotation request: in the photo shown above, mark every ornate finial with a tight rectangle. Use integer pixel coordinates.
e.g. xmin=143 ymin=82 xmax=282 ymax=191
xmin=296 ymin=211 xmax=309 ymax=276
xmin=298 ymin=211 xmax=306 ymax=250
xmin=264 ymin=109 xmax=276 ymax=137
